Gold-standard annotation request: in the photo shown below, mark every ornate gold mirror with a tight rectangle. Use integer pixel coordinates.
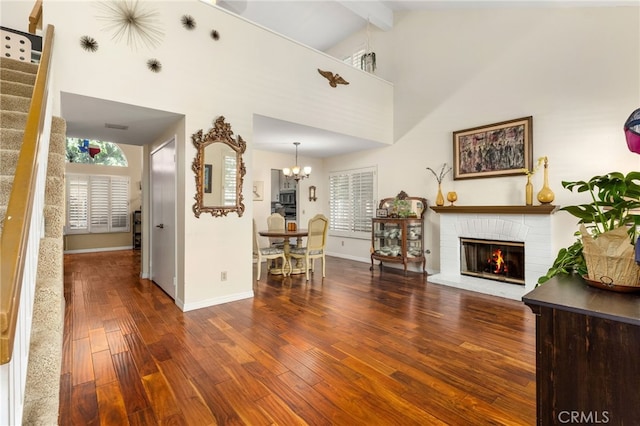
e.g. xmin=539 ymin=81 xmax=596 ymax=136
xmin=192 ymin=116 xmax=246 ymax=217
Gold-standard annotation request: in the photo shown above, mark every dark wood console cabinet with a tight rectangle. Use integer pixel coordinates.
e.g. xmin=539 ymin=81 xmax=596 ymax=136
xmin=522 ymin=275 xmax=640 ymax=425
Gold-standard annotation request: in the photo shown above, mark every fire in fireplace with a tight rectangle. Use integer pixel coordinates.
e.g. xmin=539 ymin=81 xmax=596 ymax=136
xmin=460 ymin=238 xmax=525 ymax=285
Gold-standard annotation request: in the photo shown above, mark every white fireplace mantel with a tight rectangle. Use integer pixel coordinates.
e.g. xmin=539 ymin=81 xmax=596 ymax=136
xmin=429 ymin=205 xmax=558 ymax=300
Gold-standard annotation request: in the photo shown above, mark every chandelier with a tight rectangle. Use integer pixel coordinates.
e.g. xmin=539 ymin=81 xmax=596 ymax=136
xmin=282 ymin=142 xmax=311 ymax=181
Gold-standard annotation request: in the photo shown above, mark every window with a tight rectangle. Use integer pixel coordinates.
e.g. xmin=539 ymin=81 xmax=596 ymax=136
xmin=66 ymin=174 xmax=130 ymax=234
xmin=343 ymin=48 xmax=366 ymax=69
xmin=223 ymin=154 xmax=237 ymax=205
xmin=329 ymin=167 xmax=377 ymax=239
xmin=65 ymin=137 xmax=128 ymax=166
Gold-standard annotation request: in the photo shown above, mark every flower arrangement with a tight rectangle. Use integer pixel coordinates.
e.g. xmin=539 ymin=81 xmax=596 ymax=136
xmin=522 ymin=156 xmax=546 ymax=177
xmin=392 ymin=198 xmax=412 ymax=217
xmin=426 ymin=163 xmax=452 ymax=184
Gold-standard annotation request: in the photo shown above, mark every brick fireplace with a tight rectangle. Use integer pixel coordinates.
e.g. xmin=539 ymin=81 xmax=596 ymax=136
xmin=429 ymin=205 xmax=557 ymax=300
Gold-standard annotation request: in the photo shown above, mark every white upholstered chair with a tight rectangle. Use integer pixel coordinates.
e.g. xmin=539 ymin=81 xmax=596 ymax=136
xmin=253 ymin=219 xmax=289 ymax=280
xmin=288 ymin=214 xmax=329 ymax=281
xmin=266 ymin=212 xmax=286 ymax=248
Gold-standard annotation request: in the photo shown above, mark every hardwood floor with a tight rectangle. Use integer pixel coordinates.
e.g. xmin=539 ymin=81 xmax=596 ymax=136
xmin=59 ymin=250 xmax=536 ymax=425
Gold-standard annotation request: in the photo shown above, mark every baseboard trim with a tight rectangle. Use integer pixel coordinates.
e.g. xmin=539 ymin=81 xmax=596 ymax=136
xmin=180 ymin=290 xmax=254 ymax=312
xmin=63 ymin=246 xmax=134 ymax=254
xmin=325 ymin=252 xmax=369 ymax=264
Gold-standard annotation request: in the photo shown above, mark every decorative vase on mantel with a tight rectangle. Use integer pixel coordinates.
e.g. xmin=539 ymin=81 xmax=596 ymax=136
xmin=436 ymin=183 xmax=445 ymax=206
xmin=525 ymin=174 xmax=534 ymax=206
xmin=537 ymin=156 xmax=555 ymax=204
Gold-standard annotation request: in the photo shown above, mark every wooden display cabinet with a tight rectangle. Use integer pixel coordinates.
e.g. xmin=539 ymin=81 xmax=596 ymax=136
xmin=522 ymin=275 xmax=640 ymax=425
xmin=370 ymin=192 xmax=427 ymax=275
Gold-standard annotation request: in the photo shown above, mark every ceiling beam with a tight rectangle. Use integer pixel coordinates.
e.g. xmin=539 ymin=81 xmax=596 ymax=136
xmin=336 ymin=1 xmax=393 ymax=31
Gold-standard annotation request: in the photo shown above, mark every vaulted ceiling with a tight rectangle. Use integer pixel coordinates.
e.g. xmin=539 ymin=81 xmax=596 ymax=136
xmin=63 ymin=0 xmax=633 ymax=157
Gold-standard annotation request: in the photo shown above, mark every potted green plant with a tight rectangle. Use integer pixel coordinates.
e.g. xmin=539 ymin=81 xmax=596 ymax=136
xmin=538 ymin=171 xmax=640 ymax=290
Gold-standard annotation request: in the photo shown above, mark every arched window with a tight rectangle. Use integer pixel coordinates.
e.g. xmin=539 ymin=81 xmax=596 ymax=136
xmin=65 ymin=137 xmax=128 ymax=166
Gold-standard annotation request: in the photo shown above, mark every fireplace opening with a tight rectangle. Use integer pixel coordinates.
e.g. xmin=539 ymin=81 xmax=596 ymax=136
xmin=460 ymin=238 xmax=525 ymax=285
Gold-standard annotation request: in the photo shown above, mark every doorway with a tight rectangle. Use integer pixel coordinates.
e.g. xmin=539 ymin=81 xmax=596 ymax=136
xmin=271 ymin=168 xmax=297 ymax=227
xmin=150 ymin=137 xmax=176 ymax=299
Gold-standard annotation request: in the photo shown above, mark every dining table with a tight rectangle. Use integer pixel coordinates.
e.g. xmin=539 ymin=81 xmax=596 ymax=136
xmin=258 ymin=228 xmax=308 ymax=275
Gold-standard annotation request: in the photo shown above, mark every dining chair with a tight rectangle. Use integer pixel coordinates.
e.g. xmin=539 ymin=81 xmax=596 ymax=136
xmin=253 ymin=219 xmax=289 ymax=280
xmin=266 ymin=212 xmax=286 ymax=248
xmin=288 ymin=214 xmax=329 ymax=281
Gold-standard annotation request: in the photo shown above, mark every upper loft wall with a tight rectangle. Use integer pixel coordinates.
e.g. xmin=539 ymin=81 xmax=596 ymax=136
xmin=41 ymin=0 xmax=393 ymax=146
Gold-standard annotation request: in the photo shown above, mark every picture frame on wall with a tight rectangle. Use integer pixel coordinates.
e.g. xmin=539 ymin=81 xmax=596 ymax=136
xmin=453 ymin=116 xmax=533 ymax=180
xmin=253 ymin=181 xmax=264 ymax=201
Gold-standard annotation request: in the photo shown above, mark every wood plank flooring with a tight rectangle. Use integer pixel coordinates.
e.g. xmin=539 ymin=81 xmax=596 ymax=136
xmin=59 ymin=250 xmax=536 ymax=425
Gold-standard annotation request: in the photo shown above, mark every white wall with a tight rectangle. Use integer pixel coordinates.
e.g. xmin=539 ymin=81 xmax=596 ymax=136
xmin=325 ymin=6 xmax=640 ymax=274
xmin=33 ymin=0 xmax=392 ymax=310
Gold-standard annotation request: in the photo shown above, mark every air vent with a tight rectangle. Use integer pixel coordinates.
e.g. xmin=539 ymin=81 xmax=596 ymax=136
xmin=104 ymin=123 xmax=129 ymax=130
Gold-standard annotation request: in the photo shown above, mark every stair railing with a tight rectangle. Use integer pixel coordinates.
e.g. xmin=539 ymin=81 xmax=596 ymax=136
xmin=0 ymin=22 xmax=54 ymax=426
xmin=0 ymin=24 xmax=55 ymax=365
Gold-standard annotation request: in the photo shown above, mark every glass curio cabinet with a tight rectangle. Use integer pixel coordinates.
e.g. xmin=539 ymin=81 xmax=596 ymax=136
xmin=371 ymin=191 xmax=428 ymax=275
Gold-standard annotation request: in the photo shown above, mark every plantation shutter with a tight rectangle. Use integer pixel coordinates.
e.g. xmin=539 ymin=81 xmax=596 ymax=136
xmin=110 ymin=177 xmax=129 ymax=231
xmin=67 ymin=175 xmax=89 ymax=232
xmin=329 ymin=167 xmax=376 ymax=239
xmin=66 ymin=174 xmax=130 ymax=234
xmin=223 ymin=155 xmax=236 ymax=206
xmin=351 ymin=170 xmax=375 ymax=232
xmin=90 ymin=176 xmax=110 ymax=232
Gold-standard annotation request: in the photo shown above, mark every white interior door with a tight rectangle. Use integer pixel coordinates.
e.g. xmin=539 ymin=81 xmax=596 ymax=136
xmin=150 ymin=138 xmax=176 ymax=299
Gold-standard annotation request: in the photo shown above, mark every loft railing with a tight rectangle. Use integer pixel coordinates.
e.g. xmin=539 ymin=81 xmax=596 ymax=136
xmin=0 ymin=24 xmax=54 ymax=364
xmin=28 ymin=0 xmax=43 ymax=34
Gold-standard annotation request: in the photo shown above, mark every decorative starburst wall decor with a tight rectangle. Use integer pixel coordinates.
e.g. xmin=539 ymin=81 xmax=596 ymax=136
xmin=80 ymin=36 xmax=99 ymax=52
xmin=146 ymin=58 xmax=162 ymax=73
xmin=96 ymin=0 xmax=164 ymax=50
xmin=181 ymin=15 xmax=196 ymax=30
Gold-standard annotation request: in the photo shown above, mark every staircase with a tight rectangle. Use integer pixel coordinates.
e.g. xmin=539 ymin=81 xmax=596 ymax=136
xmin=1 ymin=57 xmax=65 ymax=424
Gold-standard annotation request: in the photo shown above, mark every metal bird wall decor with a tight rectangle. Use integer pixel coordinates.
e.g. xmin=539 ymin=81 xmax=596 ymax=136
xmin=318 ymin=69 xmax=349 ymax=88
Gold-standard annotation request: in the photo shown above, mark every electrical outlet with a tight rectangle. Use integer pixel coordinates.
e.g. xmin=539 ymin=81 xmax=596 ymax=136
xmin=221 ymin=271 xmax=227 ymax=281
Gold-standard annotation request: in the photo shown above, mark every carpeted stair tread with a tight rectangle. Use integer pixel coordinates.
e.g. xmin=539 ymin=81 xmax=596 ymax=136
xmin=51 ymin=116 xmax=67 ymax=138
xmin=44 ymin=175 xmax=64 ymax=207
xmin=44 ymin=204 xmax=64 ymax=238
xmin=36 ymin=237 xmax=63 ymax=282
xmin=21 ymin=395 xmax=60 ymax=426
xmin=0 ymin=110 xmax=28 ymax=130
xmin=46 ymin=151 xmax=65 ymax=180
xmin=0 ymin=93 xmax=31 ymax=113
xmin=0 ymin=175 xmax=13 ymax=206
xmin=0 ymin=57 xmax=38 ymax=74
xmin=0 ymin=80 xmax=34 ymax=98
xmin=1 ymin=67 xmax=37 ymax=86
xmin=0 ymin=148 xmax=19 ymax=174
xmin=0 ymin=128 xmax=24 ymax=150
